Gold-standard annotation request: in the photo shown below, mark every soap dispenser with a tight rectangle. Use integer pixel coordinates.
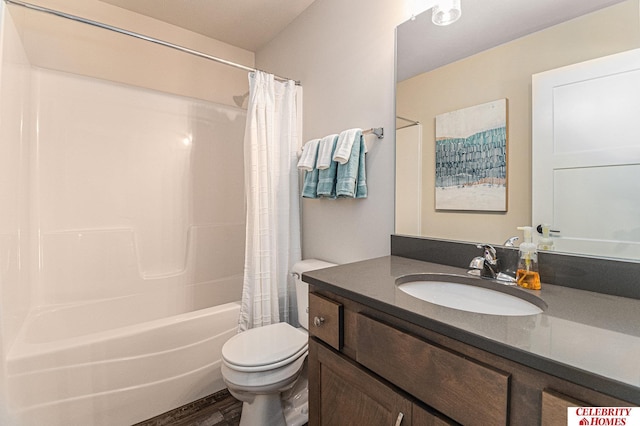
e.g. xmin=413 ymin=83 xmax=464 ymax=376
xmin=537 ymin=224 xmax=554 ymax=251
xmin=516 ymin=226 xmax=541 ymax=290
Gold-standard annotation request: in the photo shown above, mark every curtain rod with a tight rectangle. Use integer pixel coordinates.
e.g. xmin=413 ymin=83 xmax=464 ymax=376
xmin=3 ymin=0 xmax=301 ymax=86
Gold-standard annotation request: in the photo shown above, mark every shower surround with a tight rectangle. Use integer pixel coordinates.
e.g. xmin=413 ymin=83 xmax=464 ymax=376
xmin=0 ymin=3 xmax=250 ymax=424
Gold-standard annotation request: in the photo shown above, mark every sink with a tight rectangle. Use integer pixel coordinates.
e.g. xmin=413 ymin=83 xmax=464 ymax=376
xmin=397 ymin=274 xmax=545 ymax=316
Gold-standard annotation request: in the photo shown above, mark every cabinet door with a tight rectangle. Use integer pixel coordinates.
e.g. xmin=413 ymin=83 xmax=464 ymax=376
xmin=413 ymin=404 xmax=457 ymax=426
xmin=309 ymin=338 xmax=412 ymax=426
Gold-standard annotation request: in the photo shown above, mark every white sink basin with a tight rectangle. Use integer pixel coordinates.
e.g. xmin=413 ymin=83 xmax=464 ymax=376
xmin=397 ymin=275 xmax=545 ymax=316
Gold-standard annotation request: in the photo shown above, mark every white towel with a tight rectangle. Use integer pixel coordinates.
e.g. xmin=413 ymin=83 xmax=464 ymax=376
xmin=332 ymin=128 xmax=361 ymax=165
xmin=316 ymin=134 xmax=339 ymax=170
xmin=297 ymin=139 xmax=320 ymax=171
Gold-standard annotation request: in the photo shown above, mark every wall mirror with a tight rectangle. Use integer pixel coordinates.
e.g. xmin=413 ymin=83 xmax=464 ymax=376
xmin=395 ymin=0 xmax=640 ymax=260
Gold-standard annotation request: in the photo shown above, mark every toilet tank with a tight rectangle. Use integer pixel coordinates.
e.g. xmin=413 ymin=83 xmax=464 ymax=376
xmin=292 ymin=259 xmax=336 ymax=330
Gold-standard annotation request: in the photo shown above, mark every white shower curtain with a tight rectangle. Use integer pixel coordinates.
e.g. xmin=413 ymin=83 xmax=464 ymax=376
xmin=239 ymin=71 xmax=302 ymax=331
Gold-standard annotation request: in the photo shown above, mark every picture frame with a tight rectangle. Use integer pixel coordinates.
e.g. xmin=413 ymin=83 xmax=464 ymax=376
xmin=434 ymin=99 xmax=508 ymax=211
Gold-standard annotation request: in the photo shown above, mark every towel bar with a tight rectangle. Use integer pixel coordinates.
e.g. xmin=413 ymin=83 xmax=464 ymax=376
xmin=363 ymin=127 xmax=384 ymax=139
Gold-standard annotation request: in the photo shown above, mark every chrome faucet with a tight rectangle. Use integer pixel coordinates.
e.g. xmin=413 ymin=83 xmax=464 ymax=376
xmin=469 ymin=244 xmax=499 ymax=279
xmin=503 ymin=236 xmax=519 ymax=247
xmin=469 ymin=243 xmax=517 ymax=284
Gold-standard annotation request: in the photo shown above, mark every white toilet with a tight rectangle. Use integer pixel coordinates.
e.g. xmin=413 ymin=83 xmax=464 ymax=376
xmin=221 ymin=259 xmax=336 ymax=426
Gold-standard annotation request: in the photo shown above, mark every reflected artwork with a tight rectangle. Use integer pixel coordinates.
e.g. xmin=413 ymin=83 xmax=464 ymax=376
xmin=435 ymin=99 xmax=508 ymax=211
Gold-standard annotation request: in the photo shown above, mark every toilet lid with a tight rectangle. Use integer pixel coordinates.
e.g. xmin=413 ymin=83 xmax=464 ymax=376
xmin=222 ymin=322 xmax=308 ymax=369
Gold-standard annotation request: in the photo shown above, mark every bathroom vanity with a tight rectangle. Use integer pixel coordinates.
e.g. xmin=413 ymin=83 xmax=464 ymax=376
xmin=303 ymin=249 xmax=640 ymax=425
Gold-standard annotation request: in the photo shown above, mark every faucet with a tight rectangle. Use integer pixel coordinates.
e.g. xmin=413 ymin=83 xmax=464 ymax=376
xmin=469 ymin=243 xmax=517 ymax=284
xmin=503 ymin=236 xmax=519 ymax=247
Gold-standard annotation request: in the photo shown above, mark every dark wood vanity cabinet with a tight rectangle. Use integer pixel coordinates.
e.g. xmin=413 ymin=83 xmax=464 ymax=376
xmin=308 ymin=288 xmax=635 ymax=426
xmin=309 ymin=336 xmax=454 ymax=426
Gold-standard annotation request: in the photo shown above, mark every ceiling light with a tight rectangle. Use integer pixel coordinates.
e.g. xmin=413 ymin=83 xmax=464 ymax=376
xmin=432 ymin=0 xmax=462 ymax=26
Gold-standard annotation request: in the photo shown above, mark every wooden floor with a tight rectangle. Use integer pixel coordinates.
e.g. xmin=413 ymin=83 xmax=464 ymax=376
xmin=134 ymin=389 xmax=242 ymax=426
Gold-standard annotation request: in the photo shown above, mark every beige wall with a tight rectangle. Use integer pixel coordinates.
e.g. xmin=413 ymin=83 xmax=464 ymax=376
xmin=397 ymin=0 xmax=640 ymax=246
xmin=256 ymin=0 xmax=407 ymax=264
xmin=7 ymin=0 xmax=253 ymax=106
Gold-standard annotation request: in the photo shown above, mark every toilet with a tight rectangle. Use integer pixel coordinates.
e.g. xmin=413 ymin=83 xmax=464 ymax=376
xmin=221 ymin=259 xmax=336 ymax=426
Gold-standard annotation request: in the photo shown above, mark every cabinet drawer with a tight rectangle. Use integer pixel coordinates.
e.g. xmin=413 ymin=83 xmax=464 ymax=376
xmin=541 ymin=389 xmax=586 ymax=426
xmin=356 ymin=314 xmax=510 ymax=426
xmin=309 ymin=293 xmax=343 ymax=350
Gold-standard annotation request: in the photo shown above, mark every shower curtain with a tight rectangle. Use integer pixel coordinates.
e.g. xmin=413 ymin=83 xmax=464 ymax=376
xmin=239 ymin=71 xmax=301 ymax=331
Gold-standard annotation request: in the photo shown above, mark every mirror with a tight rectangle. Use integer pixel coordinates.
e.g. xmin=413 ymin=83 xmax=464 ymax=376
xmin=395 ymin=0 xmax=640 ymax=259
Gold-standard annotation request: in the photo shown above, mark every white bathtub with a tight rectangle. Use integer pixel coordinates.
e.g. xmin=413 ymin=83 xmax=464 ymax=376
xmin=6 ymin=296 xmax=241 ymax=426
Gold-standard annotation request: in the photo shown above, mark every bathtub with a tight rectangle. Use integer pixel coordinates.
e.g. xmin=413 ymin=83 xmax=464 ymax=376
xmin=6 ymin=295 xmax=241 ymax=426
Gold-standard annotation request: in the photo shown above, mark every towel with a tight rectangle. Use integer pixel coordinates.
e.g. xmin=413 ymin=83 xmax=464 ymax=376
xmin=316 ymin=138 xmax=339 ymax=199
xmin=332 ymin=128 xmax=361 ymax=164
xmin=336 ymin=130 xmax=367 ymax=198
xmin=302 ymin=168 xmax=319 ymax=198
xmin=316 ymin=134 xmax=339 ymax=170
xmin=355 ymin=135 xmax=367 ymax=198
xmin=301 ymin=141 xmax=321 ymax=198
xmin=297 ymin=139 xmax=320 ymax=171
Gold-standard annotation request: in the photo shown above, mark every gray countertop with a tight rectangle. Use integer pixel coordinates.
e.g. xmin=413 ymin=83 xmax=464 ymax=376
xmin=302 ymin=255 xmax=640 ymax=404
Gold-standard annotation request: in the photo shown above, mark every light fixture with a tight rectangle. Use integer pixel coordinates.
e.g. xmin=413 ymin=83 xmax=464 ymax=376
xmin=432 ymin=0 xmax=462 ymax=26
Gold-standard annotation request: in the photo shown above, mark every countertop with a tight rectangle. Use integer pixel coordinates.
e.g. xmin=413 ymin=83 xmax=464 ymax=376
xmin=302 ymin=255 xmax=640 ymax=404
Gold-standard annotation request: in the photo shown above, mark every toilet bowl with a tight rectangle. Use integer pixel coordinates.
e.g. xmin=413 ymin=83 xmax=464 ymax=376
xmin=220 ymin=259 xmax=335 ymax=426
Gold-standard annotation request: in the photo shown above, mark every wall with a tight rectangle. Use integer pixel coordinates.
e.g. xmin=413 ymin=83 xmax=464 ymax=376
xmin=257 ymin=0 xmax=640 ymax=261
xmin=396 ymin=1 xmax=640 ymax=245
xmin=256 ymin=0 xmax=410 ymax=264
xmin=8 ymin=0 xmax=254 ymax=107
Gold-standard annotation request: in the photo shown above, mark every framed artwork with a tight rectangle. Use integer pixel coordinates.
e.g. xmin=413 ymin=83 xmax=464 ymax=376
xmin=435 ymin=99 xmax=508 ymax=211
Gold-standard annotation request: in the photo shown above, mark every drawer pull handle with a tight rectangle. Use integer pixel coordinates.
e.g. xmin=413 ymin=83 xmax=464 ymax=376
xmin=394 ymin=412 xmax=404 ymax=426
xmin=313 ymin=316 xmax=325 ymax=327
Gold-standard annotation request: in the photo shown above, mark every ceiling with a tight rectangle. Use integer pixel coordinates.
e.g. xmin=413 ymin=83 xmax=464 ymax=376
xmin=98 ymin=0 xmax=317 ymax=52
xmin=97 ymin=0 xmax=630 ymax=64
xmin=397 ymin=0 xmax=629 ymax=81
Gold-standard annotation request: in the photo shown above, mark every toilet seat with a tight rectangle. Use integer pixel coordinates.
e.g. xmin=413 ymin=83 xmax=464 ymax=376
xmin=222 ymin=322 xmax=308 ymax=373
xmin=221 ymin=352 xmax=307 ymax=391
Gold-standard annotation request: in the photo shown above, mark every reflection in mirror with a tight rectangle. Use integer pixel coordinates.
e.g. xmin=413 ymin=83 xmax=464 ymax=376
xmin=395 ymin=0 xmax=640 ymax=260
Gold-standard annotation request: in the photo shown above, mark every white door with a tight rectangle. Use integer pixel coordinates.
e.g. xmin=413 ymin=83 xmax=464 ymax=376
xmin=532 ymin=48 xmax=640 ymax=260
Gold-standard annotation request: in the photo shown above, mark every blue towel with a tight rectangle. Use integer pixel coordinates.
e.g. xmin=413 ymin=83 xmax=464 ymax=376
xmin=301 ymin=142 xmax=321 ymax=198
xmin=336 ymin=130 xmax=367 ymax=198
xmin=302 ymin=169 xmax=319 ymax=198
xmin=355 ymin=135 xmax=367 ymax=199
xmin=316 ymin=135 xmax=339 ymax=199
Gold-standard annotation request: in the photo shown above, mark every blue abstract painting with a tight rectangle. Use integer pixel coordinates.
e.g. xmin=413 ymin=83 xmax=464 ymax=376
xmin=435 ymin=99 xmax=508 ymax=211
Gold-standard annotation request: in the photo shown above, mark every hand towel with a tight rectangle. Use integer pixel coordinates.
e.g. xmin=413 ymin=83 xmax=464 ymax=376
xmin=297 ymin=138 xmax=320 ymax=171
xmin=336 ymin=130 xmax=367 ymax=198
xmin=332 ymin=128 xmax=361 ymax=165
xmin=302 ymin=168 xmax=319 ymax=198
xmin=301 ymin=141 xmax=321 ymax=198
xmin=316 ymin=138 xmax=339 ymax=199
xmin=316 ymin=134 xmax=339 ymax=170
xmin=355 ymin=135 xmax=367 ymax=198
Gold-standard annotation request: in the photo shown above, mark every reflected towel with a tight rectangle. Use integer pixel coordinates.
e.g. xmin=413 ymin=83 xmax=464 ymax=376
xmin=297 ymin=139 xmax=320 ymax=171
xmin=332 ymin=128 xmax=361 ymax=164
xmin=336 ymin=130 xmax=367 ymax=198
xmin=316 ymin=134 xmax=339 ymax=170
